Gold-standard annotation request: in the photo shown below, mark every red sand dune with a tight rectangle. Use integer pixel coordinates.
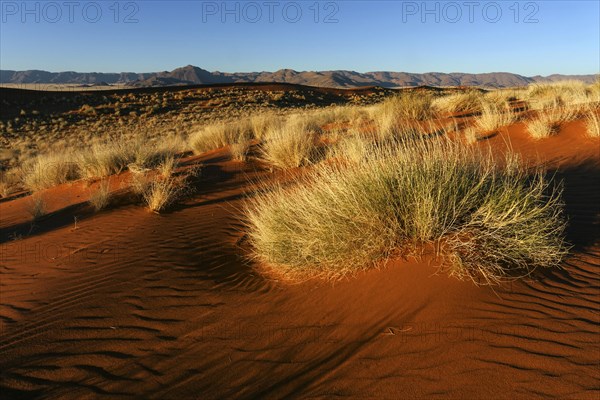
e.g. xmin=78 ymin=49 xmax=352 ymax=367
xmin=1 ymin=123 xmax=599 ymax=399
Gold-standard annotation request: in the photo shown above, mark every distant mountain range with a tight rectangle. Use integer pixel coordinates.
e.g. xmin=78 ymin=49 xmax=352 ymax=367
xmin=1 ymin=65 xmax=597 ymax=89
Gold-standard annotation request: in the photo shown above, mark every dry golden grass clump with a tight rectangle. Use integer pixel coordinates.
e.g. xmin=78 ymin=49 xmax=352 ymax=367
xmin=432 ymin=90 xmax=483 ymax=115
xmin=391 ymin=91 xmax=435 ymax=120
xmin=485 ymin=88 xmax=528 ymax=104
xmin=371 ymin=112 xmax=421 ymax=141
xmin=142 ymin=176 xmax=184 ymax=213
xmin=463 ymin=127 xmax=482 ymax=144
xmin=246 ymin=138 xmax=568 ymax=283
xmin=77 ymin=141 xmax=133 ymax=179
xmin=250 ymin=113 xmax=283 ymax=140
xmin=19 ymin=136 xmax=183 ymax=192
xmin=260 ymin=117 xmax=321 ymax=169
xmin=27 ymin=194 xmax=47 ymax=221
xmin=21 ymin=153 xmax=79 ymax=192
xmin=585 ymin=110 xmax=600 ymax=138
xmin=309 ymin=105 xmax=369 ymax=128
xmin=474 ymin=100 xmax=518 ymax=132
xmin=157 ymin=155 xmax=177 ymax=178
xmin=230 ymin=140 xmax=251 ymax=161
xmin=369 ymin=91 xmax=434 ymax=124
xmin=126 ymin=155 xmax=191 ymax=213
xmin=523 ymin=81 xmax=599 ymax=139
xmin=0 ymin=170 xmax=20 ymax=198
xmin=363 ymin=91 xmax=437 ymax=141
xmin=526 ymin=107 xmax=577 ymax=139
xmin=89 ymin=179 xmax=111 ymax=211
xmin=126 ymin=136 xmax=184 ymax=171
xmin=527 ymin=80 xmax=598 ymax=111
xmin=526 ymin=116 xmax=557 ymax=139
xmin=328 ymin=135 xmax=371 ymax=164
xmin=189 ymin=120 xmax=253 ymax=154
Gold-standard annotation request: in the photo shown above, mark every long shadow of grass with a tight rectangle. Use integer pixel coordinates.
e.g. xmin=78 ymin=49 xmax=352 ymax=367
xmin=0 ymin=201 xmax=92 ymax=243
xmin=549 ymin=159 xmax=600 ymax=251
xmin=531 ymin=159 xmax=600 ymax=284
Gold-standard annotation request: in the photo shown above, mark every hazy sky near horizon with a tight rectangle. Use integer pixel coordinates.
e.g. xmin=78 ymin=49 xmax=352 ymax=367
xmin=0 ymin=0 xmax=598 ymax=75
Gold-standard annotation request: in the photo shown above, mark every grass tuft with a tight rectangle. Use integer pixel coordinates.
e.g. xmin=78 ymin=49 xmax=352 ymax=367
xmin=246 ymin=138 xmax=568 ymax=283
xmin=474 ymin=101 xmax=518 ymax=132
xmin=142 ymin=176 xmax=184 ymax=213
xmin=22 ymin=153 xmax=79 ymax=192
xmin=230 ymin=140 xmax=251 ymax=161
xmin=189 ymin=121 xmax=252 ymax=154
xmin=526 ymin=107 xmax=578 ymax=139
xmin=585 ymin=109 xmax=600 ymax=138
xmin=27 ymin=194 xmax=47 ymax=221
xmin=89 ymin=179 xmax=111 ymax=211
xmin=432 ymin=90 xmax=483 ymax=115
xmin=260 ymin=117 xmax=320 ymax=169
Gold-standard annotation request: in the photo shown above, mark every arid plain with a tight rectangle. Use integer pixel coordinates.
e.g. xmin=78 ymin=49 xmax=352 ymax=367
xmin=1 ymin=80 xmax=599 ymax=399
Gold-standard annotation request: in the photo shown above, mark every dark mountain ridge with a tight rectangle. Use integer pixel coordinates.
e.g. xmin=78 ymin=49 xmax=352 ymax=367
xmin=1 ymin=65 xmax=597 ymax=88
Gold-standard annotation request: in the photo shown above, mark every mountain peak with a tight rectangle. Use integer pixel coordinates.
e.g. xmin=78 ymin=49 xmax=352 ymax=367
xmin=0 ymin=66 xmax=597 ymax=88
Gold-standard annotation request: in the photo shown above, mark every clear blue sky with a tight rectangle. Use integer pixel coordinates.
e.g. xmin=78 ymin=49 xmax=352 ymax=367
xmin=1 ymin=1 xmax=598 ymax=75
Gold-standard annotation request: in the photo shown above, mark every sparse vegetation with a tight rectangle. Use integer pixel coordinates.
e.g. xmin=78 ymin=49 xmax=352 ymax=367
xmin=158 ymin=156 xmax=177 ymax=178
xmin=189 ymin=120 xmax=253 ymax=154
xmin=329 ymin=136 xmax=370 ymax=164
xmin=2 ymin=82 xmax=590 ymax=278
xmin=246 ymin=138 xmax=568 ymax=283
xmin=0 ymin=170 xmax=20 ymax=197
xmin=230 ymin=140 xmax=251 ymax=161
xmin=367 ymin=92 xmax=435 ymax=140
xmin=142 ymin=176 xmax=184 ymax=213
xmin=527 ymin=80 xmax=598 ymax=111
xmin=27 ymin=194 xmax=47 ymax=220
xmin=18 ymin=136 xmax=182 ymax=192
xmin=475 ymin=100 xmax=518 ymax=132
xmin=585 ymin=110 xmax=600 ymax=138
xmin=432 ymin=90 xmax=483 ymax=115
xmin=89 ymin=179 xmax=111 ymax=211
xmin=526 ymin=107 xmax=577 ymax=139
xmin=22 ymin=153 xmax=78 ymax=192
xmin=260 ymin=117 xmax=320 ymax=169
xmin=250 ymin=113 xmax=283 ymax=140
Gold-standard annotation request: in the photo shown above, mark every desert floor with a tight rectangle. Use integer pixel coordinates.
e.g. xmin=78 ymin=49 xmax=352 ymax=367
xmin=1 ymin=85 xmax=599 ymax=399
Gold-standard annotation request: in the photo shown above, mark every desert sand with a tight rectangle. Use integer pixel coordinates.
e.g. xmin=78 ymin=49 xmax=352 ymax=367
xmin=1 ymin=107 xmax=599 ymax=399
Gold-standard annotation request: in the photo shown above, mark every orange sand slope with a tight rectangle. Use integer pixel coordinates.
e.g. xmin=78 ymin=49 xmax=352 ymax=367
xmin=1 ymin=123 xmax=599 ymax=399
